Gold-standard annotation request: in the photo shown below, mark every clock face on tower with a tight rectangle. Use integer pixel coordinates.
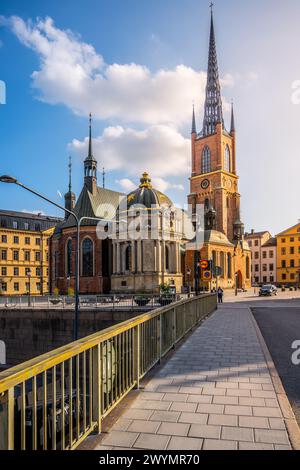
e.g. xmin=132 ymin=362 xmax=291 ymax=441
xmin=201 ymin=179 xmax=210 ymax=190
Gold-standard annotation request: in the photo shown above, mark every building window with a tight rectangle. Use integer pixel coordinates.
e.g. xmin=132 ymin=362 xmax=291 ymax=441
xmin=290 ymin=247 xmax=295 ymax=255
xmin=290 ymin=238 xmax=295 ymax=243
xmin=291 ymin=274 xmax=295 ymax=281
xmin=14 ymin=283 xmax=19 ymax=292
xmin=36 ymin=282 xmax=41 ymax=291
xmin=1 ymin=282 xmax=7 ymax=292
xmin=13 ymin=221 xmax=18 ymax=229
xmin=269 ymin=251 xmax=274 ymax=258
xmin=255 ymin=252 xmax=259 ymax=260
xmin=14 ymin=268 xmax=19 ymax=276
xmin=263 ymin=264 xmax=267 ymax=272
xmin=201 ymin=146 xmax=211 ymax=174
xmin=281 ymin=248 xmax=286 ymax=255
xmin=82 ymin=238 xmax=94 ymax=277
xmin=125 ymin=245 xmax=131 ymax=272
xmin=66 ymin=239 xmax=72 ymax=277
xmin=224 ymin=145 xmax=231 ymax=172
xmin=1 ymin=250 xmax=7 ymax=261
xmin=1 ymin=235 xmax=7 ymax=243
xmin=262 ymin=252 xmax=267 ymax=259
xmin=1 ymin=267 xmax=7 ymax=276
xmin=255 ymin=265 xmax=259 ymax=273
xmin=227 ymin=253 xmax=232 ymax=279
xmin=165 ymin=246 xmax=170 ymax=271
xmin=35 ymin=238 xmax=41 ymax=246
xmin=24 ymin=251 xmax=30 ymax=262
xmin=13 ymin=236 xmax=19 ymax=244
xmin=270 ymin=276 xmax=274 ymax=283
xmin=246 ymin=257 xmax=250 ymax=279
xmin=282 ymin=260 xmax=286 ymax=268
xmin=269 ymin=264 xmax=274 ymax=271
xmin=13 ymin=250 xmax=19 ymax=261
xmin=290 ymin=260 xmax=295 ymax=268
xmin=35 ymin=224 xmax=41 ymax=231
xmin=35 ymin=252 xmax=41 ymax=262
xmin=25 ymin=268 xmax=31 ymax=276
xmin=263 ymin=276 xmax=267 ymax=283
xmin=24 ymin=223 xmax=29 ymax=230
xmin=255 ymin=240 xmax=259 ymax=247
xmin=25 ymin=237 xmax=30 ymax=245
xmin=36 ymin=268 xmax=41 ymax=277
xmin=282 ymin=238 xmax=286 ymax=243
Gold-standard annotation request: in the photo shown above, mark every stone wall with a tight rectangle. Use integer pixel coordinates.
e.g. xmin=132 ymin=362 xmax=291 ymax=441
xmin=0 ymin=308 xmax=140 ymax=367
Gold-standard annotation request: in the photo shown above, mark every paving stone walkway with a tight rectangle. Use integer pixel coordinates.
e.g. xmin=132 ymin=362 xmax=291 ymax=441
xmin=96 ymin=306 xmax=292 ymax=451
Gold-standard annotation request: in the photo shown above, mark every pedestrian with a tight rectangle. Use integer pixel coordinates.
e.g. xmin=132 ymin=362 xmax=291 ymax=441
xmin=217 ymin=287 xmax=224 ymax=304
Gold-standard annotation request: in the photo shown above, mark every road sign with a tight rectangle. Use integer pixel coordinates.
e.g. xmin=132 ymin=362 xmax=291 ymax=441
xmin=202 ymin=270 xmax=212 ymax=282
xmin=200 ymin=260 xmax=209 ymax=270
xmin=214 ymin=266 xmax=223 ymax=277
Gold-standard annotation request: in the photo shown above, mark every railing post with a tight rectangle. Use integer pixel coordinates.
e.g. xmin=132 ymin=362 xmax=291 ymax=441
xmin=134 ymin=325 xmax=140 ymax=389
xmin=157 ymin=314 xmax=162 ymax=362
xmin=172 ymin=307 xmax=176 ymax=348
xmin=92 ymin=344 xmax=102 ymax=434
xmin=0 ymin=388 xmax=14 ymax=450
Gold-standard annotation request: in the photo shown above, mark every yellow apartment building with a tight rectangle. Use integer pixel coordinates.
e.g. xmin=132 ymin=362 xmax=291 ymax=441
xmin=276 ymin=222 xmax=300 ymax=286
xmin=0 ymin=210 xmax=61 ymax=296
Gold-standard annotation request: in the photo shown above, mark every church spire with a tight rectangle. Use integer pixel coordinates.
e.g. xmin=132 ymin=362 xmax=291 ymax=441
xmin=202 ymin=5 xmax=224 ymax=136
xmin=86 ymin=113 xmax=94 ymax=161
xmin=230 ymin=101 xmax=236 ymax=134
xmin=191 ymin=104 xmax=197 ymax=134
xmin=68 ymin=155 xmax=72 ymax=193
xmin=84 ymin=113 xmax=98 ymax=194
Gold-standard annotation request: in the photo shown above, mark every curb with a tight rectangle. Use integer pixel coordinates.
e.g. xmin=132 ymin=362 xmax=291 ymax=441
xmin=249 ymin=308 xmax=300 ymax=451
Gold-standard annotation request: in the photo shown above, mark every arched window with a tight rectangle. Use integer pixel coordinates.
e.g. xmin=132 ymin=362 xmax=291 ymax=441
xmin=66 ymin=239 xmax=72 ymax=277
xmin=246 ymin=257 xmax=250 ymax=279
xmin=225 ymin=145 xmax=231 ymax=172
xmin=82 ymin=238 xmax=94 ymax=277
xmin=125 ymin=245 xmax=131 ymax=271
xmin=165 ymin=246 xmax=170 ymax=271
xmin=227 ymin=253 xmax=232 ymax=279
xmin=205 ymin=198 xmax=210 ymax=211
xmin=202 ymin=146 xmax=211 ymax=174
xmin=220 ymin=252 xmax=225 ymax=278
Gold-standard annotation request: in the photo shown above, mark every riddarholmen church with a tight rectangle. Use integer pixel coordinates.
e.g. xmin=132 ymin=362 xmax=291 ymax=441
xmin=51 ymin=9 xmax=251 ymax=295
xmin=185 ymin=9 xmax=251 ymax=291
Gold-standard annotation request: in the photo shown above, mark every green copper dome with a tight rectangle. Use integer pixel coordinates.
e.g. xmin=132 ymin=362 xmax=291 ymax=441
xmin=127 ymin=172 xmax=173 ymax=209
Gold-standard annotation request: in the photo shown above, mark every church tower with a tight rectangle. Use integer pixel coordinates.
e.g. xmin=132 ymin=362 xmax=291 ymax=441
xmin=84 ymin=113 xmax=98 ymax=195
xmin=189 ymin=7 xmax=240 ymax=242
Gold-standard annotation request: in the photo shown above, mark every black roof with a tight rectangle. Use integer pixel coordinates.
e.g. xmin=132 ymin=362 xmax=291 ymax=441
xmin=0 ymin=209 xmax=62 ymax=232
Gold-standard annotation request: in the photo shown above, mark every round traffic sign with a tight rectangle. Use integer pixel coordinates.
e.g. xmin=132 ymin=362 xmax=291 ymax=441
xmin=200 ymin=260 xmax=209 ymax=270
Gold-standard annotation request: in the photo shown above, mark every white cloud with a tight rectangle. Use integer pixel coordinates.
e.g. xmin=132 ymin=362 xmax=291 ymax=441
xmin=116 ymin=176 xmax=185 ymax=194
xmin=70 ymin=124 xmax=190 ymax=178
xmin=116 ymin=178 xmax=136 ymax=192
xmin=5 ymin=15 xmax=233 ymax=127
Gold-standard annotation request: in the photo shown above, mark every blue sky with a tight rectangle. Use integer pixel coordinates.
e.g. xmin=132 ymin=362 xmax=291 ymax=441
xmin=0 ymin=0 xmax=300 ymax=234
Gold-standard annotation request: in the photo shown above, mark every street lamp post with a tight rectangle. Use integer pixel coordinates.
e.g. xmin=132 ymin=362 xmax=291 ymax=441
xmin=0 ymin=175 xmax=80 ymax=340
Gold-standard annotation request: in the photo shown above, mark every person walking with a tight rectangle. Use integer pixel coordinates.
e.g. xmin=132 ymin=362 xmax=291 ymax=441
xmin=217 ymin=287 xmax=224 ymax=304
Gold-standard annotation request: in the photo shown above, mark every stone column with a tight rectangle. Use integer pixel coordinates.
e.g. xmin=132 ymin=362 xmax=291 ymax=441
xmin=156 ymin=240 xmax=161 ymax=273
xmin=137 ymin=240 xmax=142 ymax=273
xmin=131 ymin=240 xmax=135 ymax=273
xmin=116 ymin=242 xmax=121 ymax=274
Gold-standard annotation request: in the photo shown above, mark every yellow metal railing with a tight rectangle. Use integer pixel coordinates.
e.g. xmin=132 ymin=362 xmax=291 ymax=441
xmin=0 ymin=294 xmax=217 ymax=450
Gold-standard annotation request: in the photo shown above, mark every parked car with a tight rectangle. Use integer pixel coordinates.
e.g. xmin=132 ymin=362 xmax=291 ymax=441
xmin=259 ymin=285 xmax=277 ymax=297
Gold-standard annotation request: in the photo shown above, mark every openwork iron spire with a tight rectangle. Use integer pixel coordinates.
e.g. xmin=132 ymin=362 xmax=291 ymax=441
xmin=202 ymin=7 xmax=224 ymax=136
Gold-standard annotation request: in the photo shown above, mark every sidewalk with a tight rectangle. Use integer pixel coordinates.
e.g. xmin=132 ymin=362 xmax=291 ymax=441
xmin=90 ymin=306 xmax=292 ymax=451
